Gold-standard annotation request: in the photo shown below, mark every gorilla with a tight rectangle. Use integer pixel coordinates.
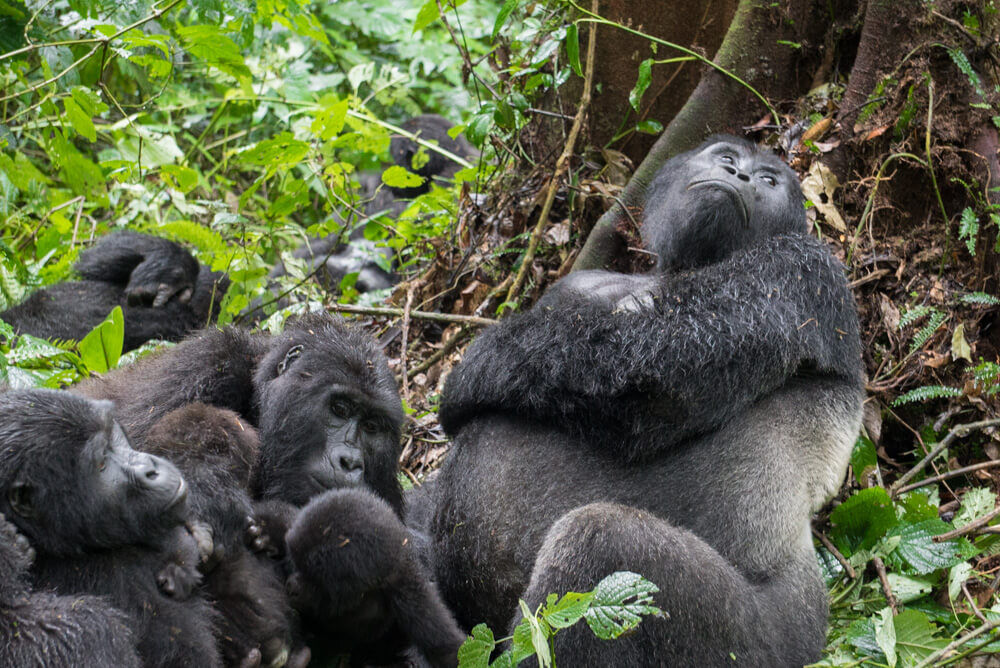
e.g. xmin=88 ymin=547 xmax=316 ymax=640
xmin=0 ymin=389 xmax=222 ymax=668
xmin=1 ymin=230 xmax=228 ymax=351
xmin=76 ymin=313 xmax=464 ymax=666
xmin=0 ymin=511 xmax=142 ymax=668
xmin=430 ymin=136 xmax=864 ymax=665
xmin=251 ymin=114 xmax=477 ymax=317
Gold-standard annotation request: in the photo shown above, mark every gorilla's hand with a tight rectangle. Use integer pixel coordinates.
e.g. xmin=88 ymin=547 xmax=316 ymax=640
xmin=248 ymin=501 xmax=299 ymax=560
xmin=537 ymin=270 xmax=660 ymax=312
xmin=126 ymin=260 xmax=195 ymax=307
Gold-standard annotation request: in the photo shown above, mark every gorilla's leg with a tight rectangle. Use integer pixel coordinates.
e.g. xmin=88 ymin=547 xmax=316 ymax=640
xmin=518 ymin=503 xmax=827 ymax=668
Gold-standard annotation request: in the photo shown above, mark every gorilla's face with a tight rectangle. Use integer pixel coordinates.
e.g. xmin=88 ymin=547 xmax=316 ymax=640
xmin=0 ymin=390 xmax=188 ymax=556
xmin=642 ymin=136 xmax=807 ymax=271
xmin=252 ymin=318 xmax=405 ymax=514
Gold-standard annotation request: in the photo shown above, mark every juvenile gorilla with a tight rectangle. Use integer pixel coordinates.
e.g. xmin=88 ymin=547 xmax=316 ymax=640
xmin=77 ymin=313 xmax=463 ymax=666
xmin=1 ymin=231 xmax=228 ymax=350
xmin=432 ymin=136 xmax=864 ymax=665
xmin=0 ymin=512 xmax=141 ymax=668
xmin=0 ymin=389 xmax=221 ymax=668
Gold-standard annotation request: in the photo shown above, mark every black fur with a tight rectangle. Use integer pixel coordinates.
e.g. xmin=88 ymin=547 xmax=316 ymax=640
xmin=0 ymin=389 xmax=221 ymax=668
xmin=286 ymin=488 xmax=465 ymax=667
xmin=76 ymin=314 xmax=415 ymax=665
xmin=0 ymin=231 xmax=228 ymax=350
xmin=0 ymin=511 xmax=142 ymax=667
xmin=431 ymin=136 xmax=865 ymax=665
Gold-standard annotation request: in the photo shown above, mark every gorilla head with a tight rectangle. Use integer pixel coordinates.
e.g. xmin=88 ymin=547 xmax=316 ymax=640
xmin=642 ymin=135 xmax=807 ymax=272
xmin=388 ymin=114 xmax=474 ymax=198
xmin=251 ymin=314 xmax=404 ymax=513
xmin=0 ymin=389 xmax=188 ymax=556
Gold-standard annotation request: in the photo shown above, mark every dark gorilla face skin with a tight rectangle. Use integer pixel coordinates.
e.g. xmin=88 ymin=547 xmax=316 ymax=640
xmin=643 ymin=135 xmax=808 ymax=271
xmin=0 ymin=390 xmax=188 ymax=555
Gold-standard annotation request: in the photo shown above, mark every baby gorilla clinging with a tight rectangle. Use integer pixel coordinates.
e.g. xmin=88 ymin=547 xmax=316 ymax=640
xmin=0 ymin=389 xmax=221 ymax=668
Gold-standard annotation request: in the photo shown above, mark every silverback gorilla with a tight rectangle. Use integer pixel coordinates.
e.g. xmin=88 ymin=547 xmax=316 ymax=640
xmin=431 ymin=136 xmax=864 ymax=665
xmin=0 ymin=230 xmax=228 ymax=351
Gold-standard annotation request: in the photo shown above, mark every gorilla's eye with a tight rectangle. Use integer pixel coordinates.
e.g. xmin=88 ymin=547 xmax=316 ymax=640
xmin=331 ymin=398 xmax=353 ymax=418
xmin=720 ymin=154 xmax=736 ymax=164
xmin=361 ymin=418 xmax=380 ymax=434
xmin=760 ymin=174 xmax=777 ymax=187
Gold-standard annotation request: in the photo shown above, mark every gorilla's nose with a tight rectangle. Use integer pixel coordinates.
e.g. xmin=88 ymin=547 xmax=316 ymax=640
xmin=329 ymin=444 xmax=364 ymax=485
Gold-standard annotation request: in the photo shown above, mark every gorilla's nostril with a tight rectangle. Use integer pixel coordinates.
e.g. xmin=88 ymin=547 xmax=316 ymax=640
xmin=722 ymin=165 xmax=737 ymax=175
xmin=737 ymin=172 xmax=750 ymax=182
xmin=340 ymin=456 xmax=362 ymax=472
xmin=146 ymin=469 xmax=159 ymax=480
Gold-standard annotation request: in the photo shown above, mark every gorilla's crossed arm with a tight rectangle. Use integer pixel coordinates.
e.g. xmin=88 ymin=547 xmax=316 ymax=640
xmin=440 ymin=233 xmax=862 ymax=461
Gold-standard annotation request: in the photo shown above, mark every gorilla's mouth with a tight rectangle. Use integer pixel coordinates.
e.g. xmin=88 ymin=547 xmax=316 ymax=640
xmin=166 ymin=476 xmax=188 ymax=509
xmin=686 ymin=180 xmax=750 ymax=226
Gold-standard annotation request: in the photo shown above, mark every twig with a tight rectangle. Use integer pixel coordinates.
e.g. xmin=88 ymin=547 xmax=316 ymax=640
xmin=504 ymin=0 xmax=598 ymax=305
xmin=933 ymin=506 xmax=1000 ymax=542
xmin=896 ymin=459 xmax=1000 ymax=496
xmin=872 ymin=556 xmax=898 ymax=613
xmin=407 ymin=326 xmax=472 ymax=380
xmin=890 ymin=419 xmax=1000 ymax=495
xmin=329 ymin=303 xmax=494 ymax=327
xmin=399 ymin=286 xmax=415 ymax=402
xmin=912 ymin=618 xmax=1000 ymax=668
xmin=812 ymin=528 xmax=856 ymax=579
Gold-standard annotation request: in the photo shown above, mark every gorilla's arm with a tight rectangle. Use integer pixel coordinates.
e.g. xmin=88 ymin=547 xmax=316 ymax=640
xmin=75 ymin=327 xmax=268 ymax=441
xmin=440 ymin=234 xmax=862 ymax=461
xmin=74 ymin=231 xmax=200 ymax=307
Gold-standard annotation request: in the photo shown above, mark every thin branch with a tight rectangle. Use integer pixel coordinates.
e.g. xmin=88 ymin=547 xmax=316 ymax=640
xmin=329 ymin=303 xmax=494 ymax=327
xmin=890 ymin=419 xmax=1000 ymax=495
xmin=406 ymin=327 xmax=472 ymax=380
xmin=933 ymin=506 xmax=1000 ymax=542
xmin=872 ymin=556 xmax=898 ymax=614
xmin=912 ymin=618 xmax=1000 ymax=668
xmin=895 ymin=459 xmax=1000 ymax=496
xmin=812 ymin=528 xmax=856 ymax=579
xmin=504 ymin=0 xmax=598 ymax=305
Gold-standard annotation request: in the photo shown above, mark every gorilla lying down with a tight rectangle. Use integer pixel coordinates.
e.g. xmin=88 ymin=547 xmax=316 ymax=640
xmin=0 ymin=230 xmax=228 ymax=351
xmin=431 ymin=135 xmax=864 ymax=666
xmin=73 ymin=313 xmax=464 ymax=667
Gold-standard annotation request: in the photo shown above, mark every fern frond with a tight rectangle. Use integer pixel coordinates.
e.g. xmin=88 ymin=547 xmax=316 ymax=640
xmin=893 ymin=385 xmax=963 ymax=406
xmin=909 ymin=311 xmax=948 ymax=354
xmin=899 ymin=305 xmax=935 ymax=330
xmin=959 ymin=207 xmax=979 ymax=256
xmin=960 ymin=292 xmax=1000 ymax=306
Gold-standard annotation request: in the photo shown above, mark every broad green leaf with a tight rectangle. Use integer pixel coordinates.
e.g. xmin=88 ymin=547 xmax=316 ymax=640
xmin=63 ymin=98 xmax=96 ymax=142
xmin=954 ymin=488 xmax=997 ymax=528
xmin=846 ymin=617 xmax=882 ymax=657
xmin=466 ymin=112 xmax=493 ymax=147
xmin=382 ymin=165 xmax=425 ymax=189
xmin=635 ymin=119 xmax=664 ymax=134
xmin=885 ymin=519 xmax=972 ymax=574
xmin=457 ymin=624 xmax=495 ymax=668
xmin=565 ymin=23 xmax=581 ymax=77
xmin=829 ymin=487 xmax=896 ymax=555
xmin=77 ymin=306 xmax=124 ymax=373
xmin=176 ymin=25 xmax=250 ymax=81
xmin=542 ymin=591 xmax=594 ymax=629
xmin=414 ymin=0 xmax=441 ymax=33
xmin=510 ymin=618 xmax=535 ymax=663
xmin=492 ymin=0 xmax=519 ymax=43
xmin=583 ymin=571 xmax=662 ymax=640
xmin=948 ymin=561 xmax=973 ymax=602
xmin=894 ymin=609 xmax=948 ymax=665
xmin=896 ymin=490 xmax=939 ymax=523
xmin=874 ymin=608 xmax=896 ymax=668
xmin=160 ymin=165 xmax=200 ymax=194
xmin=311 ymin=97 xmax=349 ymax=141
xmin=885 ymin=573 xmax=934 ymax=603
xmin=629 ymin=58 xmax=653 ymax=112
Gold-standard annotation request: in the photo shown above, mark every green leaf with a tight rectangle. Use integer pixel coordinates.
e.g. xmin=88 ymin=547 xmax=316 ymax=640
xmin=77 ymin=306 xmax=124 ymax=373
xmin=628 ymin=59 xmax=653 ymax=112
xmin=565 ymin=23 xmax=581 ymax=77
xmin=176 ymin=25 xmax=251 ymax=82
xmin=466 ymin=112 xmax=493 ymax=147
xmin=492 ymin=0 xmax=519 ymax=43
xmin=413 ymin=0 xmax=441 ymax=33
xmin=63 ymin=98 xmax=96 ymax=142
xmin=457 ymin=624 xmax=495 ymax=668
xmin=953 ymin=488 xmax=996 ymax=528
xmin=850 ymin=435 xmax=877 ymax=485
xmin=885 ymin=573 xmax=935 ymax=604
xmin=948 ymin=562 xmax=973 ymax=602
xmin=847 ymin=617 xmax=882 ymax=657
xmin=311 ymin=96 xmax=349 ymax=141
xmin=885 ymin=519 xmax=971 ymax=574
xmin=828 ymin=487 xmax=896 ymax=556
xmin=510 ymin=617 xmax=535 ymax=663
xmin=959 ymin=207 xmax=979 ymax=256
xmin=874 ymin=608 xmax=896 ymax=668
xmin=893 ymin=609 xmax=949 ymax=665
xmin=519 ymin=599 xmax=551 ymax=668
xmin=583 ymin=571 xmax=663 ymax=640
xmin=542 ymin=591 xmax=594 ymax=629
xmin=160 ymin=165 xmax=200 ymax=194
xmin=635 ymin=119 xmax=664 ymax=135
xmin=382 ymin=165 xmax=425 ymax=189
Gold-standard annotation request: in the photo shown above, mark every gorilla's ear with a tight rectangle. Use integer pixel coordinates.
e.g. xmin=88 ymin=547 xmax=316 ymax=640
xmin=276 ymin=344 xmax=304 ymax=377
xmin=8 ymin=481 xmax=35 ymax=518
